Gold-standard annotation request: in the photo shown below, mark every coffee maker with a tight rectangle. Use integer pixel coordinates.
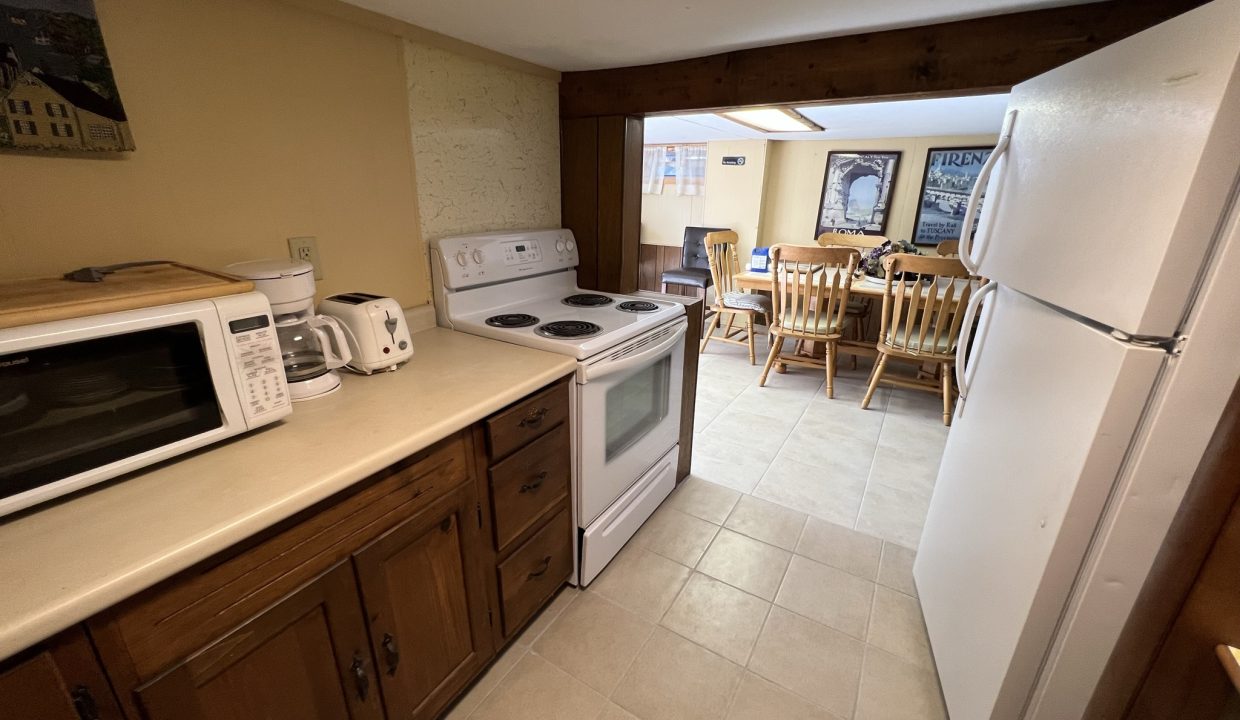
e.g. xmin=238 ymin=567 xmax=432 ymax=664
xmin=226 ymin=259 xmax=351 ymax=401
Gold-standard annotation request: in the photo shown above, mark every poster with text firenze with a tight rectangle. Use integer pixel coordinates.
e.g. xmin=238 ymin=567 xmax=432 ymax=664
xmin=912 ymin=146 xmax=994 ymax=246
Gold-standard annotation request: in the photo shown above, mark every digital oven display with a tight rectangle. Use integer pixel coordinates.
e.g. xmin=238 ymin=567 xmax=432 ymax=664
xmin=502 ymin=240 xmax=541 ymax=266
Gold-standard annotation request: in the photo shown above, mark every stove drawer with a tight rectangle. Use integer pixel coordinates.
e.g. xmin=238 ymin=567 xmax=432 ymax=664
xmin=497 ymin=507 xmax=572 ymax=637
xmin=489 ymin=423 xmax=570 ymax=553
xmin=486 ymin=380 xmax=570 ymax=461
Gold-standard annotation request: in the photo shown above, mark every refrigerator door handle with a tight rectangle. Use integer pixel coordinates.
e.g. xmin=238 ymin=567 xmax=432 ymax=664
xmin=960 ymin=109 xmax=1017 ymax=274
xmin=954 ymin=281 xmax=997 ymax=410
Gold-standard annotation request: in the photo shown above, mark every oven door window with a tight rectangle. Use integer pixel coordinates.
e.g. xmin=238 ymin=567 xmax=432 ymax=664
xmin=605 ymin=356 xmax=670 ymax=461
xmin=0 ymin=323 xmax=223 ymax=499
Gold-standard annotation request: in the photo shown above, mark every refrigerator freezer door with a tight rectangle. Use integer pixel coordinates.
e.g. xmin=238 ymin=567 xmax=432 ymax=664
xmin=971 ymin=0 xmax=1240 ymax=338
xmin=914 ymin=286 xmax=1165 ymax=720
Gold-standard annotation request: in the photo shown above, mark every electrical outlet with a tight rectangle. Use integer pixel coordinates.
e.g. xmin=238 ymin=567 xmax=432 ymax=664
xmin=287 ymin=236 xmax=322 ymax=280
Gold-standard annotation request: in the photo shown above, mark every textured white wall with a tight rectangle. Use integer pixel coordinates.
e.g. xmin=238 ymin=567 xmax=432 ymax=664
xmin=404 ymin=41 xmax=561 ymax=243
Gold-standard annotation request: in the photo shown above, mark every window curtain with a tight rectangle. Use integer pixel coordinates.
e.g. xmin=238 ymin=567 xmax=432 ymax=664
xmin=641 ymin=146 xmax=666 ymax=195
xmin=674 ymin=144 xmax=707 ymax=196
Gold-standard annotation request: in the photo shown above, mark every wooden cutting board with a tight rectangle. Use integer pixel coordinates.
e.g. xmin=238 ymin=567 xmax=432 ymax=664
xmin=0 ymin=263 xmax=255 ymax=330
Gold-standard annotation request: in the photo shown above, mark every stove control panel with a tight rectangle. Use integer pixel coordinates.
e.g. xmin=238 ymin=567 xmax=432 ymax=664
xmin=432 ymin=229 xmax=579 ymax=290
xmin=502 ymin=239 xmax=541 ymax=265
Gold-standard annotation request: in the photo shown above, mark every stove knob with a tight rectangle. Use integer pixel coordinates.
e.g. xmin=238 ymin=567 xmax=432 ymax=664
xmin=555 ymin=238 xmax=566 ymax=253
xmin=455 ymin=251 xmax=468 ymax=267
xmin=472 ymin=249 xmax=485 ymax=264
xmin=566 ymin=239 xmax=576 ymax=252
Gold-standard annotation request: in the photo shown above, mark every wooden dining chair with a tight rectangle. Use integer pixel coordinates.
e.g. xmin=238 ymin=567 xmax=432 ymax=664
xmin=700 ymin=231 xmax=772 ymax=364
xmin=816 ymin=232 xmax=884 ymax=347
xmin=759 ymin=244 xmax=859 ymax=398
xmin=935 ymin=239 xmax=960 ymax=257
xmin=860 ymin=254 xmax=975 ymax=425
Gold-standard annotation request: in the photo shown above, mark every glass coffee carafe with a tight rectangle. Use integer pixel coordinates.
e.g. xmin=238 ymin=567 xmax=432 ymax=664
xmin=273 ymin=313 xmax=351 ymax=398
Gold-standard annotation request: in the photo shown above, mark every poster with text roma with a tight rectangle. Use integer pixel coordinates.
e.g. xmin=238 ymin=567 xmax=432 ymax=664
xmin=912 ymin=146 xmax=994 ymax=246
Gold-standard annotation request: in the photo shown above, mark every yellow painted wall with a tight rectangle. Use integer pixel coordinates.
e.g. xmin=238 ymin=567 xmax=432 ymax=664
xmin=761 ymin=134 xmax=999 ymax=248
xmin=703 ymin=140 xmax=769 ymax=260
xmin=0 ymin=0 xmax=562 ymax=309
xmin=641 ymin=191 xmax=705 ymax=247
xmin=405 ymin=42 xmax=561 ymax=242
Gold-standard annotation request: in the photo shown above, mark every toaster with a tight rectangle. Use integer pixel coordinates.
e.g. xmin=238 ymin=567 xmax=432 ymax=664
xmin=318 ymin=292 xmax=413 ymax=374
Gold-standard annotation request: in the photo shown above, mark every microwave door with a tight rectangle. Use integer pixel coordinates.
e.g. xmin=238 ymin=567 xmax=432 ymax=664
xmin=0 ymin=301 xmax=261 ymax=516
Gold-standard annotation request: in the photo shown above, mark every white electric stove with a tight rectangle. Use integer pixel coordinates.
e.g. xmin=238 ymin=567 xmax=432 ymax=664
xmin=431 ymin=229 xmax=687 ymax=585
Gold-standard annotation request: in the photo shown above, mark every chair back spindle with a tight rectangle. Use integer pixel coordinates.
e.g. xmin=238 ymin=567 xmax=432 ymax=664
xmin=877 ymin=254 xmax=974 ymax=358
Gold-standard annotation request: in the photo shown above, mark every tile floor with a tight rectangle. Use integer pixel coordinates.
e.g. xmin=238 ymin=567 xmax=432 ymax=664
xmin=444 ymin=340 xmax=951 ymax=720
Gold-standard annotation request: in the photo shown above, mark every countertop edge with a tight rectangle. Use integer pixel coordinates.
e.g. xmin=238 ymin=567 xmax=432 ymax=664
xmin=0 ymin=340 xmax=576 ymax=661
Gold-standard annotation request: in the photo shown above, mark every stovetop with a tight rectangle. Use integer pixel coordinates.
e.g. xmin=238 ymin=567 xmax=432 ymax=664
xmin=432 ymin=230 xmax=687 ymax=360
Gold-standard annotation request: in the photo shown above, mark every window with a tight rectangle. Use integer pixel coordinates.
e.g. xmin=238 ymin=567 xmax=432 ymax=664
xmin=6 ymin=98 xmax=32 ymax=115
xmin=12 ymin=119 xmax=36 ymax=135
xmin=88 ymin=124 xmax=116 ymax=141
xmin=51 ymin=122 xmax=74 ymax=138
xmin=641 ymin=144 xmax=707 ymax=196
xmin=44 ymin=102 xmax=68 ymax=117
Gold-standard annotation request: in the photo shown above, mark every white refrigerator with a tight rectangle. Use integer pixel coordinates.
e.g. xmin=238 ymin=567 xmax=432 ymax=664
xmin=914 ymin=2 xmax=1240 ymax=719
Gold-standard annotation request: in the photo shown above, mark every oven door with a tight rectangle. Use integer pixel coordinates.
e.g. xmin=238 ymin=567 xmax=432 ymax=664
xmin=576 ymin=318 xmax=686 ymax=526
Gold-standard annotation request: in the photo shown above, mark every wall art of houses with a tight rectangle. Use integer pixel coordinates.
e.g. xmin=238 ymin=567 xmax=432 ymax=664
xmin=0 ymin=0 xmax=133 ymax=152
xmin=815 ymin=151 xmax=901 ymax=237
xmin=911 ymin=146 xmax=995 ymax=246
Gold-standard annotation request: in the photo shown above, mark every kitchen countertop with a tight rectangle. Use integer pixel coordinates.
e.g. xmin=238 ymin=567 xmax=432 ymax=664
xmin=0 ymin=327 xmax=577 ymax=661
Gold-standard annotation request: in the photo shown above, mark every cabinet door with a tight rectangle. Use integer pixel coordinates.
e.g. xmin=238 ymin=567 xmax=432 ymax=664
xmin=134 ymin=562 xmax=383 ymax=720
xmin=353 ymin=484 xmax=494 ymax=720
xmin=0 ymin=627 xmax=124 ymax=720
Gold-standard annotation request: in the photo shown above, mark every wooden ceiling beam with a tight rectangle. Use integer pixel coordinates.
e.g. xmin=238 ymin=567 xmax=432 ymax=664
xmin=559 ymin=0 xmax=1207 ymax=118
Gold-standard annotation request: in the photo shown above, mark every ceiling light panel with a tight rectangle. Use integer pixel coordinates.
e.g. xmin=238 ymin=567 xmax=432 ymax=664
xmin=719 ymin=107 xmax=822 ymax=132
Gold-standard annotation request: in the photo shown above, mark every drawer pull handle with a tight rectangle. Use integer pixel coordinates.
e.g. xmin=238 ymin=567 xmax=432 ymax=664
xmin=527 ymin=555 xmax=553 ymax=580
xmin=382 ymin=633 xmax=401 ymax=675
xmin=350 ymin=654 xmax=370 ymax=701
xmin=519 ymin=407 xmax=549 ymax=428
xmin=71 ymin=686 xmax=100 ymax=720
xmin=521 ymin=472 xmax=549 ymax=493
xmin=440 ymin=516 xmax=453 ymax=533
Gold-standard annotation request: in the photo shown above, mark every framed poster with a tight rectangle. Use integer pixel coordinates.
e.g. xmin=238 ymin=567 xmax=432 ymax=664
xmin=815 ymin=151 xmax=901 ymax=237
xmin=0 ymin=0 xmax=134 ymax=152
xmin=911 ymin=146 xmax=995 ymax=246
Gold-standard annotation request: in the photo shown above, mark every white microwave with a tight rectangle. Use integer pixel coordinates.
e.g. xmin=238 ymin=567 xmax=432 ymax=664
xmin=0 ymin=291 xmax=292 ymax=517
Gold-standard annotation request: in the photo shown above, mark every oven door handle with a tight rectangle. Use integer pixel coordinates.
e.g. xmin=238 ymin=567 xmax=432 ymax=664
xmin=581 ymin=322 xmax=687 ymax=383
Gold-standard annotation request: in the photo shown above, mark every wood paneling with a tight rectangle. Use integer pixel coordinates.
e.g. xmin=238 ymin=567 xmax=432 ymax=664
xmin=1083 ymin=379 xmax=1240 ymax=719
xmin=0 ymin=628 xmax=125 ymax=720
xmin=638 ymin=243 xmax=699 ymax=297
xmin=678 ymin=296 xmax=704 ymax=481
xmin=562 ymin=117 xmax=599 ymax=290
xmin=561 ymin=116 xmax=644 ymax=292
xmin=559 ymin=0 xmax=1207 ymax=118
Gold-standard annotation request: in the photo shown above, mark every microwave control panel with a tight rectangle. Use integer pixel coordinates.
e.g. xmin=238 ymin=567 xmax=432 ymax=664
xmin=227 ymin=314 xmax=289 ymax=419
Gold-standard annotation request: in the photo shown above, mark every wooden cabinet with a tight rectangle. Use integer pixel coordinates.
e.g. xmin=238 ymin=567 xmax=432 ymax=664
xmin=353 ymin=485 xmax=492 ymax=720
xmin=134 ymin=562 xmax=383 ymax=720
xmin=481 ymin=377 xmax=575 ymax=642
xmin=3 ymin=377 xmax=574 ymax=720
xmin=0 ymin=628 xmax=124 ymax=720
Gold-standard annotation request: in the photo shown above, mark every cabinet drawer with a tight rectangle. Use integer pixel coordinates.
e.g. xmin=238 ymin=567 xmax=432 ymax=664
xmin=490 ymin=423 xmax=570 ymax=552
xmin=497 ymin=508 xmax=572 ymax=637
xmin=486 ymin=380 xmax=570 ymax=461
xmin=91 ymin=433 xmax=471 ymax=681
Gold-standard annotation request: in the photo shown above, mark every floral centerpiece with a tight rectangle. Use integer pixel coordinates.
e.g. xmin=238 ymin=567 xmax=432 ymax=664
xmin=856 ymin=238 xmax=922 ymax=281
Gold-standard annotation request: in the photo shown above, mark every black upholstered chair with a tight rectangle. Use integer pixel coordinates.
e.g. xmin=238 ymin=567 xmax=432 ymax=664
xmin=660 ymin=226 xmax=729 ymax=297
